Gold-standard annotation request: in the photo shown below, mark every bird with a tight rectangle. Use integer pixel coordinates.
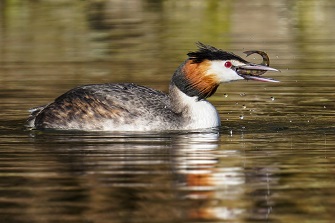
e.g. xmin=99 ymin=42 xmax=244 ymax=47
xmin=26 ymin=43 xmax=279 ymax=131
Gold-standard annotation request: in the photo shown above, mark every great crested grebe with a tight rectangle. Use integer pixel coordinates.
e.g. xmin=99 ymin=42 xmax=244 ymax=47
xmin=27 ymin=43 xmax=279 ymax=131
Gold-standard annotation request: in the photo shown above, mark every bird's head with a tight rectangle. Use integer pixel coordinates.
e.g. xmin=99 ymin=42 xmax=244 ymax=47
xmin=172 ymin=42 xmax=279 ymax=100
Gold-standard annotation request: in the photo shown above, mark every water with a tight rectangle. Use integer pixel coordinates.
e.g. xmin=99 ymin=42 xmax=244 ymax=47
xmin=1 ymin=0 xmax=335 ymax=222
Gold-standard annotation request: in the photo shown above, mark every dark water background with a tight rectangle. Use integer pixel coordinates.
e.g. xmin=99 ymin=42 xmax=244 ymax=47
xmin=0 ymin=0 xmax=334 ymax=222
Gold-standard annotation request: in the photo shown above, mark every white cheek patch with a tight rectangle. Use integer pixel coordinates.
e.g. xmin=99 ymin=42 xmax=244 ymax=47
xmin=206 ymin=60 xmax=244 ymax=83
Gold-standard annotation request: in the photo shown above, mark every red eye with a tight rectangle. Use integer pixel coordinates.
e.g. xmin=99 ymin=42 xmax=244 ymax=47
xmin=225 ymin=61 xmax=232 ymax=68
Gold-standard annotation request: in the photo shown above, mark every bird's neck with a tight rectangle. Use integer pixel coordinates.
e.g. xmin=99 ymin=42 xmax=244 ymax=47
xmin=168 ymin=83 xmax=220 ymax=129
xmin=168 ymin=62 xmax=221 ymax=129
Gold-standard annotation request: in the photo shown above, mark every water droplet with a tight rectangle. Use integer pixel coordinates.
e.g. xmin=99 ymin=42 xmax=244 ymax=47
xmin=289 ymin=120 xmax=292 ymax=123
xmin=323 ymin=106 xmax=326 ymax=108
xmin=229 ymin=130 xmax=233 ymax=136
xmin=270 ymin=97 xmax=275 ymax=101
xmin=224 ymin=93 xmax=228 ymax=98
xmin=239 ymin=115 xmax=244 ymax=120
xmin=242 ymin=105 xmax=246 ymax=109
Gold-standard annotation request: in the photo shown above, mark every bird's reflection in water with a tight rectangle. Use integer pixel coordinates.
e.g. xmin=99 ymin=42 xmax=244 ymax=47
xmin=172 ymin=131 xmax=246 ymax=220
xmin=27 ymin=130 xmax=278 ymax=222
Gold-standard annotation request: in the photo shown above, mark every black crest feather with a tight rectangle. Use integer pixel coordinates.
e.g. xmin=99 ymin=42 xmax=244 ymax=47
xmin=187 ymin=42 xmax=248 ymax=64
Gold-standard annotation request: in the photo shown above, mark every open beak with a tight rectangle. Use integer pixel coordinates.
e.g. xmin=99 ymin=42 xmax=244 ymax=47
xmin=236 ymin=64 xmax=280 ymax=83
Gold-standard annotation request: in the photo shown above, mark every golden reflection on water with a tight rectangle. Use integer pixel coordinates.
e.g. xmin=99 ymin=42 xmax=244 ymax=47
xmin=6 ymin=128 xmax=333 ymax=222
xmin=0 ymin=0 xmax=335 ymax=222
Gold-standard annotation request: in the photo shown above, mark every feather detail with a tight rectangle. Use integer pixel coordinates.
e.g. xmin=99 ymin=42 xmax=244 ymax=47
xmin=182 ymin=60 xmax=220 ymax=100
